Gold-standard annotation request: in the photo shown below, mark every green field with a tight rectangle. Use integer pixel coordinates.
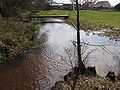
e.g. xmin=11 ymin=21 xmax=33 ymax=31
xmin=38 ymin=10 xmax=120 ymax=30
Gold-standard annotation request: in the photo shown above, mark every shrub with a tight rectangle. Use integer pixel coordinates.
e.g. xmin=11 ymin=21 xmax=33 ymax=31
xmin=0 ymin=18 xmax=37 ymax=63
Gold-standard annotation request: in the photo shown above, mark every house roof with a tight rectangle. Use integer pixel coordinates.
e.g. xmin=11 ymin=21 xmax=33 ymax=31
xmin=93 ymin=1 xmax=112 ymax=8
xmin=82 ymin=2 xmax=95 ymax=7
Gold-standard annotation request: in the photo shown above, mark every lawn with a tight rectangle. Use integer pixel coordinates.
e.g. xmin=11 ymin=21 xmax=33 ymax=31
xmin=80 ymin=10 xmax=120 ymax=29
xmin=38 ymin=10 xmax=120 ymax=30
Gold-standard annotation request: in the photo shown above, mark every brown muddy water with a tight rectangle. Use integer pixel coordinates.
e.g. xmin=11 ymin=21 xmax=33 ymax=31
xmin=0 ymin=19 xmax=120 ymax=90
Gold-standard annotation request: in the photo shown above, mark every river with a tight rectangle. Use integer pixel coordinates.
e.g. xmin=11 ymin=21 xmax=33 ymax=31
xmin=0 ymin=19 xmax=120 ymax=90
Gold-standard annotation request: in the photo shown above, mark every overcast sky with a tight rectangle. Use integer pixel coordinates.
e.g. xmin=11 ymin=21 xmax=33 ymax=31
xmin=53 ymin=0 xmax=120 ymax=6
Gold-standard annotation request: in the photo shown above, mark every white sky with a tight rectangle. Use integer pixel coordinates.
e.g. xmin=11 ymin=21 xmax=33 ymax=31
xmin=54 ymin=0 xmax=120 ymax=6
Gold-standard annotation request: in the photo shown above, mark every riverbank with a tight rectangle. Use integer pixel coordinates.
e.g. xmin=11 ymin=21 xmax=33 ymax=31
xmin=0 ymin=17 xmax=39 ymax=63
xmin=52 ymin=75 xmax=120 ymax=90
xmin=51 ymin=67 xmax=120 ymax=90
xmin=38 ymin=10 xmax=120 ymax=39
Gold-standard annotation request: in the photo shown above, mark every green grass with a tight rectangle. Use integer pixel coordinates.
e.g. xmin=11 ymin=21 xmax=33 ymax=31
xmin=80 ymin=10 xmax=120 ymax=29
xmin=37 ymin=10 xmax=120 ymax=30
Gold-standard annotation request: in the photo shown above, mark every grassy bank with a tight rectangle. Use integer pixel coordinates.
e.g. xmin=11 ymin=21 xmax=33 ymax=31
xmin=38 ymin=10 xmax=120 ymax=30
xmin=0 ymin=17 xmax=39 ymax=63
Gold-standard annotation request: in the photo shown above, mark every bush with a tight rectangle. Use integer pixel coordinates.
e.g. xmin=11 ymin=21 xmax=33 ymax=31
xmin=0 ymin=18 xmax=37 ymax=63
xmin=18 ymin=10 xmax=31 ymax=20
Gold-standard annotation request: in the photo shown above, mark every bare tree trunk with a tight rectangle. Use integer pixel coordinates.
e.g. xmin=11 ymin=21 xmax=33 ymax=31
xmin=76 ymin=0 xmax=86 ymax=75
xmin=71 ymin=1 xmax=87 ymax=90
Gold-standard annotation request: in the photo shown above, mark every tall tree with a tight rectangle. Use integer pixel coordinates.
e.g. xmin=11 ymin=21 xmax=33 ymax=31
xmin=115 ymin=3 xmax=120 ymax=11
xmin=0 ymin=0 xmax=50 ymax=17
xmin=0 ymin=0 xmax=32 ymax=17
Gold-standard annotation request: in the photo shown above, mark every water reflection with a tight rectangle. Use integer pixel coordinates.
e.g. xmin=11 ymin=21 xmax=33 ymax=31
xmin=0 ymin=19 xmax=120 ymax=90
xmin=38 ymin=22 xmax=120 ymax=77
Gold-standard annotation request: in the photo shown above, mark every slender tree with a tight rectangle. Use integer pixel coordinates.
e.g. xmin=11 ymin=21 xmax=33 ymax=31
xmin=76 ymin=0 xmax=87 ymax=74
xmin=70 ymin=0 xmax=86 ymax=74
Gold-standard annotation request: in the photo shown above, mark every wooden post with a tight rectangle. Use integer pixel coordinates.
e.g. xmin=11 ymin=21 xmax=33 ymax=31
xmin=76 ymin=0 xmax=86 ymax=75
